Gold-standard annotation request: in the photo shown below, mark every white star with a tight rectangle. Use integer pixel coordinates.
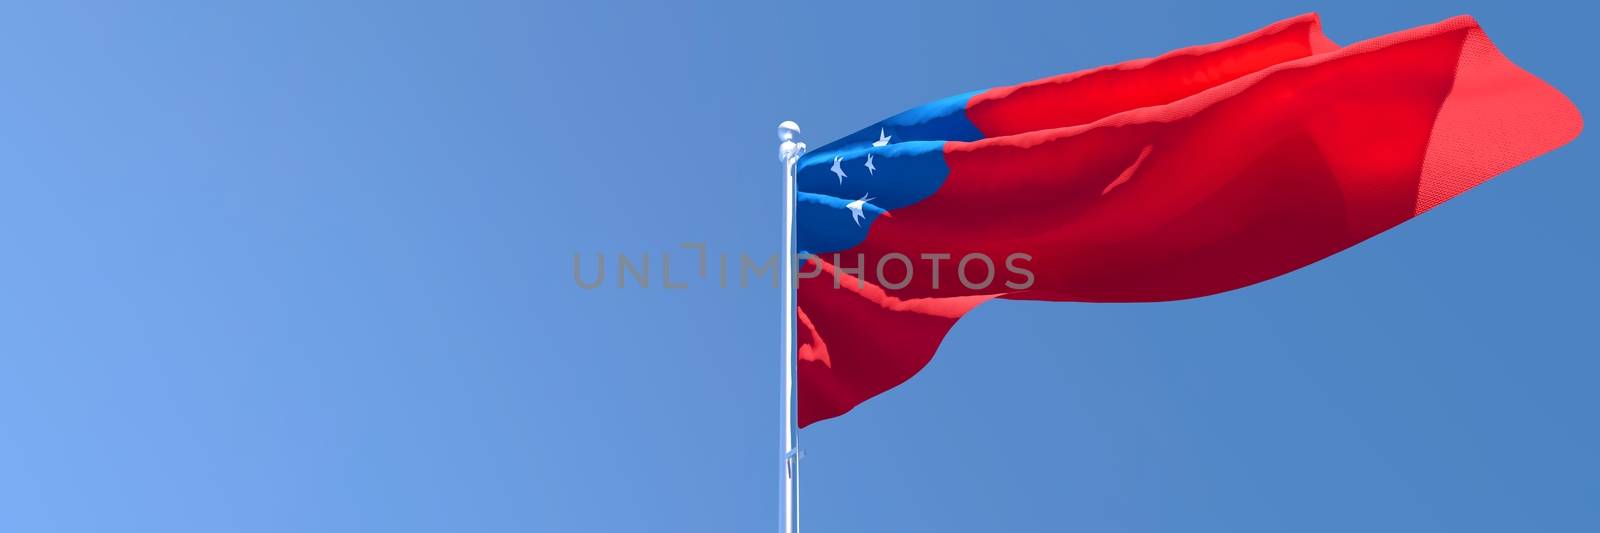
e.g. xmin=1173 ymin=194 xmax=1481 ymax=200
xmin=872 ymin=128 xmax=891 ymax=147
xmin=846 ymin=193 xmax=876 ymax=226
xmin=830 ymin=155 xmax=847 ymax=183
xmin=864 ymin=153 xmax=876 ymax=175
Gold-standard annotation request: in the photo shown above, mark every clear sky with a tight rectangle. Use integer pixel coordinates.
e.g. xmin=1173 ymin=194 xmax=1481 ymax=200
xmin=0 ymin=1 xmax=1594 ymax=532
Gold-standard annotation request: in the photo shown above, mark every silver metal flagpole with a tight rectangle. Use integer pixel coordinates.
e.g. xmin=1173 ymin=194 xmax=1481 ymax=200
xmin=778 ymin=121 xmax=805 ymax=533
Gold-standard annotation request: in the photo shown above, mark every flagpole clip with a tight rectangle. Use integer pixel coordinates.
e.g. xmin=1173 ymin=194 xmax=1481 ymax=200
xmin=784 ymin=448 xmax=804 ymax=479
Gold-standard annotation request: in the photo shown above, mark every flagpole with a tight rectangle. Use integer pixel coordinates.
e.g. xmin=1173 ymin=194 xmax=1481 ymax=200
xmin=778 ymin=121 xmax=804 ymax=533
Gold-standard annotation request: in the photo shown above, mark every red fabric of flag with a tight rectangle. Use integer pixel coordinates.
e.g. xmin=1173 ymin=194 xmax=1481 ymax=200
xmin=797 ymin=14 xmax=1581 ymax=427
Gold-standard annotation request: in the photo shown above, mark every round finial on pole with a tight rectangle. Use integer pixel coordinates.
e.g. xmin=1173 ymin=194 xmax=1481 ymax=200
xmin=779 ymin=121 xmax=806 ymax=165
xmin=778 ymin=120 xmax=801 ymax=141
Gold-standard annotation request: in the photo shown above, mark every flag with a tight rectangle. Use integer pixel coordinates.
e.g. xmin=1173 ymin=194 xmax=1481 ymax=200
xmin=794 ymin=13 xmax=1581 ymax=427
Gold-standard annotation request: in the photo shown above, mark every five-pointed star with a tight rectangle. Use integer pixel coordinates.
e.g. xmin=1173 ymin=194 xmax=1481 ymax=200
xmin=872 ymin=128 xmax=891 ymax=147
xmin=864 ymin=153 xmax=876 ymax=175
xmin=846 ymin=193 xmax=876 ymax=226
xmin=830 ymin=155 xmax=847 ymax=183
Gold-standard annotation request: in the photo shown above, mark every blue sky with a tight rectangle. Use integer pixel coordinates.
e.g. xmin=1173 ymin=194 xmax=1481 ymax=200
xmin=0 ymin=1 xmax=1594 ymax=531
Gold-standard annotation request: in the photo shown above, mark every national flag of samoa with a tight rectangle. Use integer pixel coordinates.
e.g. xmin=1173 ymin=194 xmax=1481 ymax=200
xmin=794 ymin=13 xmax=1581 ymax=427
